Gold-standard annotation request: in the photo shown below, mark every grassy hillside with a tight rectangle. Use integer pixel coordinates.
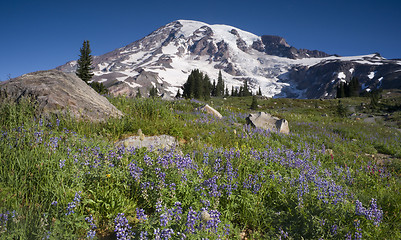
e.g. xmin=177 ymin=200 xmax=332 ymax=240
xmin=0 ymin=92 xmax=400 ymax=239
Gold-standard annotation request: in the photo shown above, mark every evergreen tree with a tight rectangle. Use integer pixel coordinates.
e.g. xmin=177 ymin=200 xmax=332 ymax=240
xmin=250 ymin=96 xmax=258 ymax=110
xmin=76 ymin=40 xmax=94 ymax=83
xmin=89 ymin=81 xmax=108 ymax=94
xmin=202 ymin=74 xmax=211 ymax=100
xmin=349 ymin=77 xmax=360 ymax=97
xmin=182 ymin=73 xmax=195 ymax=98
xmin=231 ymin=86 xmax=235 ymax=97
xmin=337 ymin=83 xmax=345 ymax=98
xmin=149 ymin=86 xmax=158 ymax=98
xmin=175 ymin=89 xmax=182 ymax=98
xmin=241 ymin=80 xmax=252 ymax=97
xmin=211 ymin=80 xmax=217 ymax=97
xmin=216 ymin=70 xmax=224 ymax=97
xmin=136 ymin=88 xmax=142 ymax=98
xmin=182 ymin=69 xmax=212 ymax=100
xmin=193 ymin=70 xmax=203 ymax=99
xmin=257 ymin=86 xmax=262 ymax=96
xmin=225 ymin=86 xmax=229 ymax=97
xmin=234 ymin=88 xmax=238 ymax=97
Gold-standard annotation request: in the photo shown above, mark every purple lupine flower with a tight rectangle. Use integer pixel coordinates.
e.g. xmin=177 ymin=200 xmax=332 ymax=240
xmin=173 ymin=202 xmax=183 ymax=221
xmin=128 ymin=161 xmax=143 ymax=181
xmin=205 ymin=210 xmax=221 ymax=233
xmin=59 ymin=159 xmax=66 ymax=169
xmin=159 ymin=212 xmax=171 ymax=227
xmin=156 ymin=200 xmax=163 ymax=213
xmin=85 ymin=215 xmax=97 ymax=239
xmin=139 ymin=231 xmax=148 ymax=240
xmin=367 ymin=198 xmax=383 ymax=226
xmin=161 ymin=228 xmax=174 ymax=239
xmin=0 ymin=211 xmax=9 ymax=232
xmin=185 ymin=207 xmax=199 ymax=234
xmin=65 ymin=191 xmax=81 ymax=215
xmin=114 ymin=213 xmax=133 ymax=240
xmin=331 ymin=224 xmax=338 ymax=236
xmin=136 ymin=208 xmax=147 ymax=221
xmin=354 ymin=219 xmax=362 ymax=240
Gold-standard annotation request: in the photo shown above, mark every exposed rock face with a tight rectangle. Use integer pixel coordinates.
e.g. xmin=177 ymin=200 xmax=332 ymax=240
xmin=115 ymin=135 xmax=177 ymax=151
xmin=0 ymin=70 xmax=123 ymax=121
xmin=246 ymin=112 xmax=289 ymax=134
xmin=260 ymin=35 xmax=331 ymax=59
xmin=198 ymin=104 xmax=223 ymax=119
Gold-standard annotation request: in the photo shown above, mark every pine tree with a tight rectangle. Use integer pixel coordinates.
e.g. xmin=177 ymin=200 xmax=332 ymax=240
xmin=337 ymin=83 xmax=345 ymax=98
xmin=76 ymin=40 xmax=94 ymax=83
xmin=231 ymin=86 xmax=235 ymax=97
xmin=349 ymin=77 xmax=360 ymax=97
xmin=234 ymin=88 xmax=238 ymax=97
xmin=257 ymin=86 xmax=262 ymax=96
xmin=136 ymin=88 xmax=142 ymax=98
xmin=216 ymin=70 xmax=224 ymax=97
xmin=182 ymin=73 xmax=195 ymax=98
xmin=225 ymin=86 xmax=229 ymax=97
xmin=182 ymin=69 xmax=211 ymax=100
xmin=193 ymin=70 xmax=203 ymax=99
xmin=149 ymin=86 xmax=158 ymax=97
xmin=202 ymin=74 xmax=211 ymax=100
xmin=241 ymin=80 xmax=252 ymax=97
xmin=175 ymin=89 xmax=181 ymax=98
xmin=250 ymin=96 xmax=258 ymax=110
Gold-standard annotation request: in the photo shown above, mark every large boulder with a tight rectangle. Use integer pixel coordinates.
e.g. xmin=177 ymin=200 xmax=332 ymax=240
xmin=246 ymin=112 xmax=289 ymax=134
xmin=198 ymin=104 xmax=223 ymax=119
xmin=0 ymin=70 xmax=123 ymax=121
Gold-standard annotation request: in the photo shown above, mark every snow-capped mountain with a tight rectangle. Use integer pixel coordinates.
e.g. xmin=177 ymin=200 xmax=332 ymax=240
xmin=57 ymin=20 xmax=401 ymax=98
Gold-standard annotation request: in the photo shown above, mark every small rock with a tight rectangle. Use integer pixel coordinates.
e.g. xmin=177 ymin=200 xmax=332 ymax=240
xmin=116 ymin=135 xmax=177 ymax=151
xmin=246 ymin=112 xmax=289 ymax=134
xmin=201 ymin=210 xmax=211 ymax=222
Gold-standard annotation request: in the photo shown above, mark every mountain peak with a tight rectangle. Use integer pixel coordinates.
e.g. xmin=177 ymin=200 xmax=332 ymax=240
xmin=56 ymin=20 xmax=401 ymax=99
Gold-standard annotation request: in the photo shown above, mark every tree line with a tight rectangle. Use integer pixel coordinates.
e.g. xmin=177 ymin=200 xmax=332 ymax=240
xmin=179 ymin=69 xmax=262 ymax=100
xmin=336 ymin=77 xmax=360 ymax=98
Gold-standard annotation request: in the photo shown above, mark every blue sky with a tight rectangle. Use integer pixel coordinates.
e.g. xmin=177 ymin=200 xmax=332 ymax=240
xmin=1 ymin=0 xmax=400 ymax=80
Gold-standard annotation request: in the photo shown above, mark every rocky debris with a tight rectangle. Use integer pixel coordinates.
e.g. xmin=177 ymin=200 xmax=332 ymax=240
xmin=0 ymin=70 xmax=123 ymax=122
xmin=198 ymin=104 xmax=223 ymax=119
xmin=115 ymin=134 xmax=177 ymax=151
xmin=246 ymin=112 xmax=289 ymax=134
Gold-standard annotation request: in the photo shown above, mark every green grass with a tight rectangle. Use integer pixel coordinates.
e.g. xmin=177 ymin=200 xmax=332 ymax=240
xmin=0 ymin=94 xmax=400 ymax=239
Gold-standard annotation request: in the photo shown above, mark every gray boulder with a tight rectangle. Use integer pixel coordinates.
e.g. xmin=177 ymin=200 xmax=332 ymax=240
xmin=0 ymin=70 xmax=123 ymax=122
xmin=246 ymin=112 xmax=289 ymax=134
xmin=198 ymin=104 xmax=223 ymax=119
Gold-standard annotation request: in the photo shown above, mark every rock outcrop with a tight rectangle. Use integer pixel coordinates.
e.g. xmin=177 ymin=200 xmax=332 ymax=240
xmin=115 ymin=134 xmax=177 ymax=151
xmin=246 ymin=112 xmax=289 ymax=134
xmin=0 ymin=70 xmax=123 ymax=121
xmin=198 ymin=104 xmax=223 ymax=119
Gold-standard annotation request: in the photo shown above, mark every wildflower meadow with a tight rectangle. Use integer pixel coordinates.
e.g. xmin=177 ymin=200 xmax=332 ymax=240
xmin=0 ymin=95 xmax=400 ymax=239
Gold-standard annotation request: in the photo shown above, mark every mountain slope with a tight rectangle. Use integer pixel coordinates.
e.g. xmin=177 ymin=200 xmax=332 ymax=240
xmin=57 ymin=20 xmax=401 ymax=98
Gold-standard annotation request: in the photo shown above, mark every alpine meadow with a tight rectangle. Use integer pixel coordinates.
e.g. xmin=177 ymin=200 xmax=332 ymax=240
xmin=1 ymin=90 xmax=401 ymax=239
